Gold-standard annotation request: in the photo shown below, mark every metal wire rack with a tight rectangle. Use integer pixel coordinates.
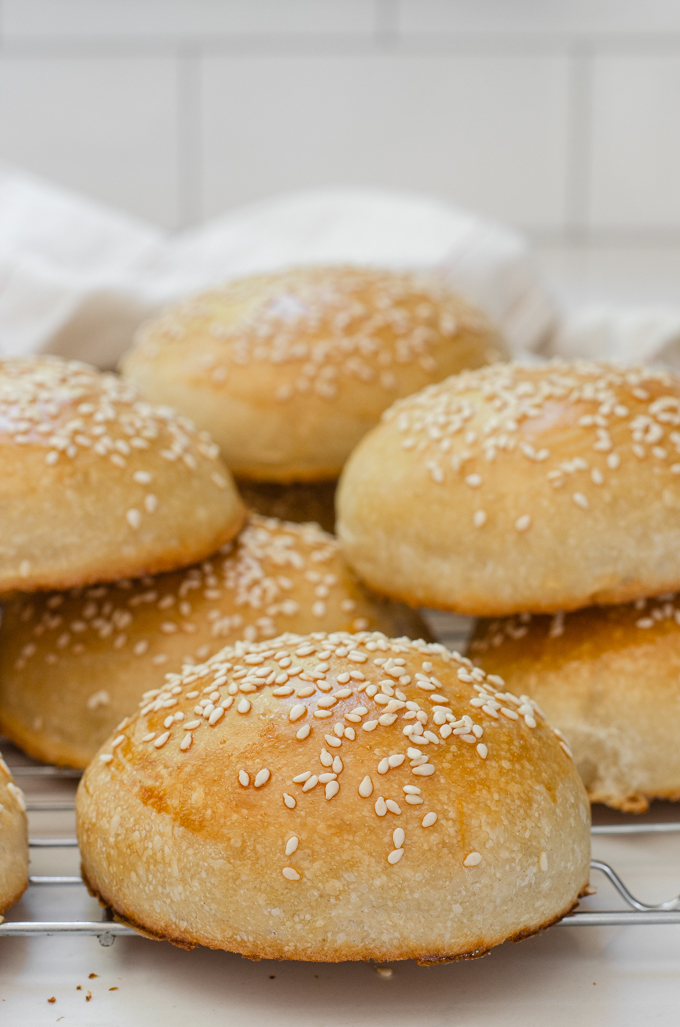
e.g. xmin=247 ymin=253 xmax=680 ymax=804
xmin=3 ymin=762 xmax=680 ymax=945
xmin=3 ymin=613 xmax=680 ymax=945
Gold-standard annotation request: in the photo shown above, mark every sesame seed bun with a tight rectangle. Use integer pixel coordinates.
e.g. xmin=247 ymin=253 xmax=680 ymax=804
xmin=0 ymin=515 xmax=428 ymax=769
xmin=236 ymin=479 xmax=337 ymax=533
xmin=470 ymin=595 xmax=680 ymax=812
xmin=120 ymin=267 xmax=506 ymax=484
xmin=76 ymin=631 xmax=589 ymax=961
xmin=337 ymin=360 xmax=680 ymax=617
xmin=0 ymin=356 xmax=245 ymax=593
xmin=0 ymin=755 xmax=28 ymax=914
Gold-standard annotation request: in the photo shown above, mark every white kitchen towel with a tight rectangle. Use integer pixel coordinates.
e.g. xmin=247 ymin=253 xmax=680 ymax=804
xmin=0 ymin=166 xmax=555 ymax=367
xmin=547 ymin=304 xmax=680 ymax=370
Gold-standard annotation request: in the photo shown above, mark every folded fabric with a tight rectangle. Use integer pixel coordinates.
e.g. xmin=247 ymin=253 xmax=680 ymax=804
xmin=548 ymin=304 xmax=680 ymax=371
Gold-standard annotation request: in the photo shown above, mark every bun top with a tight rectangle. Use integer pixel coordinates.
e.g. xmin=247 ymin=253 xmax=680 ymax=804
xmin=381 ymin=359 xmax=680 ymax=489
xmin=0 ymin=356 xmax=244 ymax=592
xmin=121 ymin=266 xmax=505 ymax=481
xmin=93 ymin=629 xmax=582 ymax=874
xmin=337 ymin=360 xmax=680 ymax=615
xmin=0 ymin=515 xmax=427 ymax=768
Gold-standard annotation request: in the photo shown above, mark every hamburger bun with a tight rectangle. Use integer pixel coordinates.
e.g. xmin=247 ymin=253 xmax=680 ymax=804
xmin=0 ymin=515 xmax=428 ymax=769
xmin=0 ymin=755 xmax=28 ymax=913
xmin=0 ymin=356 xmax=245 ymax=594
xmin=121 ymin=267 xmax=506 ymax=483
xmin=76 ymin=631 xmax=589 ymax=961
xmin=470 ymin=595 xmax=680 ymax=812
xmin=337 ymin=360 xmax=680 ymax=616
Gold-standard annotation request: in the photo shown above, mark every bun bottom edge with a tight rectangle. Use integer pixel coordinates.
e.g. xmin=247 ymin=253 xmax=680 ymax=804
xmin=0 ymin=877 xmax=29 ymax=917
xmin=81 ymin=866 xmax=587 ymax=964
xmin=0 ymin=712 xmax=88 ymax=771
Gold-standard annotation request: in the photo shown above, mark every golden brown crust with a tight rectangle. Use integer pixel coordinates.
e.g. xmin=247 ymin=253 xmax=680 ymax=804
xmin=0 ymin=515 xmax=430 ymax=769
xmin=337 ymin=360 xmax=680 ymax=616
xmin=0 ymin=356 xmax=245 ymax=594
xmin=76 ymin=632 xmax=590 ymax=961
xmin=469 ymin=594 xmax=680 ymax=811
xmin=121 ymin=267 xmax=506 ymax=483
xmin=0 ymin=753 xmax=29 ymax=914
xmin=236 ymin=479 xmax=338 ymax=533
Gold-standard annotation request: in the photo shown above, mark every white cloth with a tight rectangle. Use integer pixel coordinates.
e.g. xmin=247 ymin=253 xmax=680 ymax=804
xmin=548 ymin=305 xmax=680 ymax=370
xmin=0 ymin=167 xmax=554 ymax=367
xmin=3 ymin=163 xmax=680 ymax=371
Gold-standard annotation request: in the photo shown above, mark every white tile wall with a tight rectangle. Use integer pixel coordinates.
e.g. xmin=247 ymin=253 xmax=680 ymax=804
xmin=0 ymin=56 xmax=180 ymax=226
xmin=0 ymin=0 xmax=680 ymax=250
xmin=590 ymin=55 xmax=680 ymax=232
xmin=200 ymin=53 xmax=570 ymax=230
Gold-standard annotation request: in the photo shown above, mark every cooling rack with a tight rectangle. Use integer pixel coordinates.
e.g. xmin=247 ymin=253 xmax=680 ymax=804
xmin=3 ymin=612 xmax=680 ymax=946
xmin=4 ymin=756 xmax=680 ymax=945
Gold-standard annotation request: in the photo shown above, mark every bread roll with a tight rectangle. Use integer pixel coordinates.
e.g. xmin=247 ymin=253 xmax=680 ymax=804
xmin=0 ymin=356 xmax=245 ymax=593
xmin=470 ymin=596 xmax=680 ymax=811
xmin=76 ymin=632 xmax=589 ymax=961
xmin=0 ymin=515 xmax=428 ymax=769
xmin=337 ymin=360 xmax=680 ymax=616
xmin=0 ymin=754 xmax=28 ymax=913
xmin=236 ymin=479 xmax=337 ymax=533
xmin=121 ymin=267 xmax=506 ymax=483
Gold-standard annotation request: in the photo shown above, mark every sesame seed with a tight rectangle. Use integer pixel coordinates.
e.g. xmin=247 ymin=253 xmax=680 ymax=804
xmin=285 ymin=837 xmax=299 ymax=855
xmin=515 ymin=514 xmax=531 ymax=532
xmin=393 ymin=828 xmax=405 ymax=848
xmin=473 ymin=509 xmax=487 ymax=528
xmin=296 ymin=724 xmax=311 ymax=740
xmin=324 ymin=734 xmax=342 ymax=748
xmin=99 ymin=754 xmax=113 ymax=763
xmin=572 ymin=491 xmax=589 ymax=509
xmin=465 ymin=473 xmax=482 ymax=488
xmin=387 ymin=848 xmax=404 ymax=864
xmin=254 ymin=769 xmax=270 ymax=788
xmin=282 ymin=867 xmax=300 ymax=881
xmin=422 ymin=812 xmax=437 ymax=827
xmin=375 ymin=796 xmax=388 ymax=817
xmin=362 ymin=720 xmax=378 ymax=732
xmin=302 ymin=775 xmax=318 ymax=792
xmin=289 ymin=704 xmax=306 ymax=722
xmin=293 ymin=772 xmax=311 ymax=783
xmin=126 ymin=509 xmax=142 ymax=530
xmin=412 ymin=764 xmax=435 ymax=776
xmin=386 ymin=799 xmax=402 ymax=814
xmin=463 ymin=852 xmax=482 ymax=867
xmin=283 ymin=793 xmax=296 ymax=809
xmin=325 ymin=780 xmax=340 ymax=799
xmin=359 ymin=776 xmax=374 ymax=797
xmin=154 ymin=732 xmax=170 ymax=748
xmin=476 ymin=743 xmax=488 ymax=759
xmin=238 ymin=770 xmax=250 ymax=786
xmin=237 ymin=698 xmax=251 ymax=714
xmin=377 ymin=758 xmax=389 ymax=774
